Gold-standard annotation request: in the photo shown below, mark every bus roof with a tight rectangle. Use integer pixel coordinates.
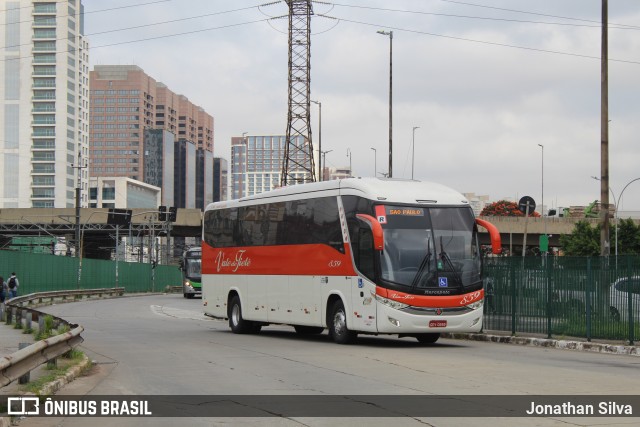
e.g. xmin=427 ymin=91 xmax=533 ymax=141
xmin=205 ymin=178 xmax=470 ymax=211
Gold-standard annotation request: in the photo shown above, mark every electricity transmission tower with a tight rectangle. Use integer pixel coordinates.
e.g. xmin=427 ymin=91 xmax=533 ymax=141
xmin=281 ymin=0 xmax=316 ymax=186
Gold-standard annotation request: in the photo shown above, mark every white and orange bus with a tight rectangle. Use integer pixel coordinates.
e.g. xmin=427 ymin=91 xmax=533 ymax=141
xmin=202 ymin=178 xmax=501 ymax=344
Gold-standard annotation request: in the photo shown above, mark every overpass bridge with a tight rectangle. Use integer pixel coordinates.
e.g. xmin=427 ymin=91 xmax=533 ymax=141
xmin=1 ymin=208 xmax=634 ymax=257
xmin=0 ymin=208 xmax=202 ymax=259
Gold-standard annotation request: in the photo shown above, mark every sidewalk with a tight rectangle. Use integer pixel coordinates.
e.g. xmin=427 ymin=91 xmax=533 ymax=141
xmin=0 ymin=321 xmax=42 ymax=396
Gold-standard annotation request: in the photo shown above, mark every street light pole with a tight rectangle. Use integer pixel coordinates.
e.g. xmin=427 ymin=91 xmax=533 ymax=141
xmin=311 ymin=100 xmax=322 ymax=180
xmin=71 ymin=151 xmax=87 ymax=258
xmin=412 ymin=126 xmax=420 ymax=180
xmin=346 ymin=148 xmax=352 ymax=177
xmin=538 ymin=144 xmax=546 ymax=253
xmin=377 ymin=30 xmax=393 ymax=178
xmin=371 ymin=147 xmax=377 ymax=177
xmin=321 ymin=150 xmax=333 ymax=180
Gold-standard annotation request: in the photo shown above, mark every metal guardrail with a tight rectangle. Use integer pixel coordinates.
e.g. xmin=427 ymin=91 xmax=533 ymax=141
xmin=0 ymin=287 xmax=124 ymax=387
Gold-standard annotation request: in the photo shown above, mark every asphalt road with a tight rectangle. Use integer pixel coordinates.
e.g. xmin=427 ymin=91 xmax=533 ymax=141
xmin=14 ymin=294 xmax=640 ymax=427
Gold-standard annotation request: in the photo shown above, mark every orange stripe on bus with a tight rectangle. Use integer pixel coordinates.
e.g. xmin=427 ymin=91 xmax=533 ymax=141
xmin=202 ymin=241 xmax=357 ymax=276
xmin=376 ymin=286 xmax=484 ymax=308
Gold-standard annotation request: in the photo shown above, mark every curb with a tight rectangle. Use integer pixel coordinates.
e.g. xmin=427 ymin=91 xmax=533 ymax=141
xmin=443 ymin=332 xmax=640 ymax=356
xmin=38 ymin=354 xmax=92 ymax=396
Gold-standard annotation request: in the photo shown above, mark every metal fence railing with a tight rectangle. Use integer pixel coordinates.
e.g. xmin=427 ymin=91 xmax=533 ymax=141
xmin=483 ymin=255 xmax=639 ymax=344
xmin=0 ymin=250 xmax=182 ymax=294
xmin=1 ymin=250 xmax=637 ymax=344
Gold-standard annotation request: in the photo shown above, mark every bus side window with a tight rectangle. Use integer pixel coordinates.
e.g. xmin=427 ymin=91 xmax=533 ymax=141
xmin=357 ymin=227 xmax=375 ymax=281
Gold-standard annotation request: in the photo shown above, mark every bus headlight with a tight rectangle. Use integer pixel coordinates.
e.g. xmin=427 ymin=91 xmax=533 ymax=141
xmin=466 ymin=300 xmax=483 ymax=311
xmin=374 ymin=294 xmax=409 ymax=310
xmin=184 ymin=281 xmax=193 ymax=289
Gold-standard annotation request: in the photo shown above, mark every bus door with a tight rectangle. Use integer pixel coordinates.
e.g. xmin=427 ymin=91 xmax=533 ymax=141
xmin=349 ymin=218 xmax=379 ymax=333
xmin=350 ymin=277 xmax=377 ymax=332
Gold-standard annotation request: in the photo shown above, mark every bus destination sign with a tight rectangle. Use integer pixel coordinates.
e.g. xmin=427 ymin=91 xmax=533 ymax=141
xmin=387 ymin=208 xmax=424 ymax=216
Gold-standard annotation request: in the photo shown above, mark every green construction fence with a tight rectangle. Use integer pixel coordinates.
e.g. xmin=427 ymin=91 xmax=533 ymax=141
xmin=0 ymin=250 xmax=182 ymax=294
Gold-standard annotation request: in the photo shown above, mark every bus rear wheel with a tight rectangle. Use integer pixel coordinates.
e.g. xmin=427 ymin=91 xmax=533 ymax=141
xmin=415 ymin=333 xmax=440 ymax=344
xmin=228 ymin=295 xmax=258 ymax=334
xmin=329 ymin=300 xmax=357 ymax=344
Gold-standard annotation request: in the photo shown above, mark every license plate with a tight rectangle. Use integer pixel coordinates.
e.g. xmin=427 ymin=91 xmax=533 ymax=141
xmin=429 ymin=320 xmax=447 ymax=328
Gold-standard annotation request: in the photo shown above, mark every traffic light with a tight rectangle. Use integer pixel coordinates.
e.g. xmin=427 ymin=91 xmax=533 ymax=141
xmin=107 ymin=208 xmax=132 ymax=226
xmin=158 ymin=205 xmax=167 ymax=221
xmin=168 ymin=206 xmax=177 ymax=222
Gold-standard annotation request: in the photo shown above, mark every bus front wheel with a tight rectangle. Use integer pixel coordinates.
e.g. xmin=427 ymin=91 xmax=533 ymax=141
xmin=415 ymin=333 xmax=440 ymax=344
xmin=329 ymin=300 xmax=357 ymax=344
xmin=228 ymin=295 xmax=257 ymax=334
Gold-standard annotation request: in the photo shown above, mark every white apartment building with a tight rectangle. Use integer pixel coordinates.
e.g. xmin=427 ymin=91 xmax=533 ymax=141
xmin=89 ymin=177 xmax=161 ymax=209
xmin=231 ymin=135 xmax=315 ymax=199
xmin=0 ymin=1 xmax=90 ymax=208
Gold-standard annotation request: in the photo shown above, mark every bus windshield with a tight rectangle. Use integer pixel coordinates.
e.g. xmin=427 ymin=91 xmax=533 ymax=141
xmin=184 ymin=257 xmax=201 ymax=281
xmin=378 ymin=205 xmax=480 ymax=292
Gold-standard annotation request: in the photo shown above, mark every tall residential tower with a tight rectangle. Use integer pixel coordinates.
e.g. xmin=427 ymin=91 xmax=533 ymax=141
xmin=0 ymin=0 xmax=90 ymax=208
xmin=89 ymin=65 xmax=214 ymax=209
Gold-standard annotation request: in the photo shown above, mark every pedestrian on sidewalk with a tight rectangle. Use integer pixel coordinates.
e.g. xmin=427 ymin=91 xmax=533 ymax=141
xmin=7 ymin=272 xmax=19 ymax=299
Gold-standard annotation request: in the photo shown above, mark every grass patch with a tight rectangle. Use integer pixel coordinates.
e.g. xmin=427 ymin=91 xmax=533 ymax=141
xmin=21 ymin=349 xmax=88 ymax=395
xmin=552 ymin=318 xmax=640 ymax=342
xmin=34 ymin=315 xmax=56 ymax=340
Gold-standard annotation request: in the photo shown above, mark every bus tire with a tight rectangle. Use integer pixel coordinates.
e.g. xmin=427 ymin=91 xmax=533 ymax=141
xmin=228 ymin=295 xmax=254 ymax=334
xmin=329 ymin=300 xmax=357 ymax=344
xmin=294 ymin=325 xmax=324 ymax=335
xmin=415 ymin=333 xmax=440 ymax=344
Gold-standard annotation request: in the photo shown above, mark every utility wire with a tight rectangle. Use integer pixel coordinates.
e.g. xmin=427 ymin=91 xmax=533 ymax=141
xmin=438 ymin=0 xmax=640 ymax=29
xmin=318 ymin=14 xmax=640 ymax=65
xmin=91 ymin=18 xmax=274 ymax=50
xmin=1 ymin=2 xmax=278 ymax=51
xmin=318 ymin=1 xmax=639 ymax=30
xmin=0 ymin=0 xmax=173 ymax=26
xmin=0 ymin=17 xmax=274 ymax=63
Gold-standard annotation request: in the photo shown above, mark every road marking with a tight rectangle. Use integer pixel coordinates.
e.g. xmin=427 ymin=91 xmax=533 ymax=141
xmin=150 ymin=305 xmax=212 ymax=321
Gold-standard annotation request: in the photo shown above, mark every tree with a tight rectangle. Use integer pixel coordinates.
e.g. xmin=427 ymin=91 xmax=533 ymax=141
xmin=559 ymin=221 xmax=600 ymax=256
xmin=614 ymin=218 xmax=640 ymax=254
xmin=480 ymin=200 xmax=541 ymax=217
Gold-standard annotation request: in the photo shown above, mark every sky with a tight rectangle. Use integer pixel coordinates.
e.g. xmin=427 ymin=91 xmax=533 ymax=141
xmin=83 ymin=0 xmax=640 ymax=213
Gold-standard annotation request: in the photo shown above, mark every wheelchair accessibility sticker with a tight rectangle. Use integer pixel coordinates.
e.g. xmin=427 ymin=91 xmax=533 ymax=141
xmin=358 ymin=278 xmax=363 ymax=288
xmin=438 ymin=277 xmax=448 ymax=288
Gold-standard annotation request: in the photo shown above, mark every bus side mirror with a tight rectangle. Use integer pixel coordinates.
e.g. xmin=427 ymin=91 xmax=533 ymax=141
xmin=476 ymin=218 xmax=502 ymax=255
xmin=356 ymin=214 xmax=384 ymax=250
xmin=178 ymin=260 xmax=184 ymax=270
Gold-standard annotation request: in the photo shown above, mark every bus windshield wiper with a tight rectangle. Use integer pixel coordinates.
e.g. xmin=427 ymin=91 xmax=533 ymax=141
xmin=439 ymin=236 xmax=462 ymax=286
xmin=410 ymin=248 xmax=432 ymax=290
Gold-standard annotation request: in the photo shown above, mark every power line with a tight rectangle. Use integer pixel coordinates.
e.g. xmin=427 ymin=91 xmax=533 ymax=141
xmin=317 ymin=1 xmax=640 ymax=30
xmin=1 ymin=2 xmax=278 ymax=52
xmin=437 ymin=0 xmax=611 ymax=26
xmin=438 ymin=0 xmax=640 ymax=29
xmin=0 ymin=18 xmax=273 ymax=63
xmin=0 ymin=0 xmax=173 ymax=27
xmin=317 ymin=14 xmax=640 ymax=65
xmin=91 ymin=18 xmax=273 ymax=50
